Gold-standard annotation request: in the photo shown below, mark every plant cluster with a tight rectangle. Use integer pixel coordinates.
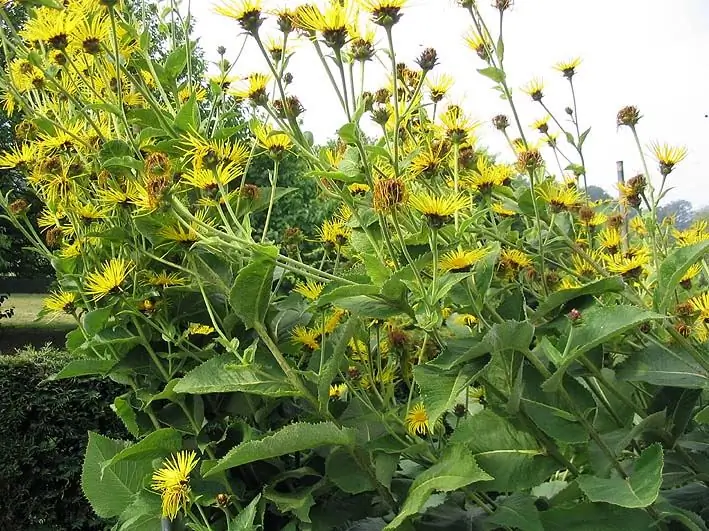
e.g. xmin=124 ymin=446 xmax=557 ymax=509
xmin=0 ymin=0 xmax=708 ymax=529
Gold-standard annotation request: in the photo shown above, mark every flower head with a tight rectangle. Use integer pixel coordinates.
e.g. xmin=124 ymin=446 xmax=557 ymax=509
xmin=146 ymin=271 xmax=187 ymax=288
xmin=439 ymin=248 xmax=488 ymax=272
xmin=554 ymin=57 xmax=581 ymax=79
xmin=84 ymin=258 xmax=132 ymax=300
xmin=187 ymin=323 xmax=215 ymax=335
xmin=409 ymin=191 xmax=469 ymax=228
xmin=253 ymin=122 xmax=292 ymax=159
xmin=426 ymin=74 xmax=454 ymax=103
xmin=229 ymin=73 xmax=271 ymax=105
xmin=44 ymin=291 xmax=77 ymax=317
xmin=604 ymin=251 xmax=649 ymax=279
xmin=152 ymin=451 xmax=199 ymax=520
xmin=499 ymin=249 xmax=532 ymax=279
xmin=522 ymin=78 xmax=544 ymax=101
xmin=292 ymin=325 xmax=320 ymax=350
xmin=359 ymin=0 xmax=407 ymax=27
xmin=598 ymin=227 xmax=622 ymax=254
xmin=650 ymin=142 xmax=688 ymax=175
xmin=294 ymin=280 xmax=325 ymax=301
xmin=318 ymin=218 xmax=351 ymax=247
xmin=214 ymin=0 xmax=264 ymax=33
xmin=405 ymin=402 xmax=430 ymax=436
xmin=329 ymin=383 xmax=348 ymax=400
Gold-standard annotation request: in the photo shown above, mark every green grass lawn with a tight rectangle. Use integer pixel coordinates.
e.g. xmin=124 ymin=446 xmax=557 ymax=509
xmin=1 ymin=294 xmax=75 ymax=354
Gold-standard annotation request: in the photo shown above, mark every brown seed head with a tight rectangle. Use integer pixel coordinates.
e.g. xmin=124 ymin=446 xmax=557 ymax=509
xmin=617 ymin=106 xmax=641 ymax=127
xmin=492 ymin=114 xmax=510 ymax=131
xmin=373 ymin=177 xmax=407 ymax=213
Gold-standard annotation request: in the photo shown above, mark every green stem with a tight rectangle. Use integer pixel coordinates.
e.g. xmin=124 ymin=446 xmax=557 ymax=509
xmin=261 ymin=159 xmax=280 ymax=242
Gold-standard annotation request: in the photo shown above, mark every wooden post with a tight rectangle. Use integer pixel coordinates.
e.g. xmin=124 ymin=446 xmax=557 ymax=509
xmin=617 ymin=161 xmax=629 ymax=251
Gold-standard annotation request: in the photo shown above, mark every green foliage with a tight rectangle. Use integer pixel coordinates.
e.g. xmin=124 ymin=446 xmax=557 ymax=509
xmin=0 ymin=346 xmax=126 ymax=530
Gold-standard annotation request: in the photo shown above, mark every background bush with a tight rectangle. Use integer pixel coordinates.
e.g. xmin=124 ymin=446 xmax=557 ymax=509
xmin=0 ymin=346 xmax=126 ymax=531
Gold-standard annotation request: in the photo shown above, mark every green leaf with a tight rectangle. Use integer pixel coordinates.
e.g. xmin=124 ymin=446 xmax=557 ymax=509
xmin=103 ymin=156 xmax=143 ymax=172
xmin=577 ymin=443 xmax=663 ymax=508
xmin=229 ymin=494 xmax=261 ymax=531
xmin=617 ymin=343 xmax=709 ymax=389
xmin=450 ymin=410 xmax=559 ymax=491
xmin=100 ymin=139 xmax=132 ymax=160
xmin=477 ymin=67 xmax=506 ymax=83
xmin=264 ymin=483 xmax=317 ymax=523
xmin=112 ymin=394 xmax=141 ymax=437
xmin=51 ymin=358 xmax=117 ymax=380
xmin=414 ymin=364 xmax=481 ymax=424
xmin=384 ymin=445 xmax=492 ymax=530
xmin=696 ymin=405 xmax=709 ymax=424
xmin=104 ymin=428 xmax=182 ymax=470
xmin=544 ymin=305 xmax=664 ymax=392
xmin=484 ymin=494 xmax=543 ymax=531
xmin=530 ymin=277 xmax=625 ymax=321
xmin=654 ymin=241 xmax=709 ymax=312
xmin=118 ymin=491 xmax=162 ymax=531
xmin=540 ymin=503 xmax=656 ymax=531
xmin=230 ymin=245 xmax=278 ymax=329
xmin=206 ymin=422 xmax=356 ymax=476
xmin=326 ymin=448 xmax=375 ymax=494
xmin=578 ymin=127 xmax=592 ymax=148
xmin=430 ymin=321 xmax=533 ymax=370
xmin=335 ymin=295 xmax=407 ymax=319
xmin=174 ymin=354 xmax=299 ymax=397
xmin=316 ymin=284 xmax=380 ymax=307
xmin=564 ymin=132 xmax=577 ymax=147
xmin=175 ymin=94 xmax=198 ymax=131
xmin=83 ymin=306 xmax=114 ymax=335
xmin=81 ymin=432 xmax=152 ymax=518
xmin=164 ymin=44 xmax=188 ymax=80
xmin=338 ymin=122 xmax=358 ymax=144
xmin=318 ymin=319 xmax=356 ymax=411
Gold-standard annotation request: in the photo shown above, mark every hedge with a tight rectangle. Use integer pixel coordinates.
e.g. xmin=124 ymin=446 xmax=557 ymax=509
xmin=0 ymin=346 xmax=126 ymax=530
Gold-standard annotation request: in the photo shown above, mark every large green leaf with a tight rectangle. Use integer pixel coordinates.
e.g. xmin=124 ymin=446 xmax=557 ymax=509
xmin=617 ymin=344 xmax=709 ymax=389
xmin=530 ymin=277 xmax=625 ymax=321
xmin=544 ymin=305 xmax=664 ymax=391
xmin=104 ymin=428 xmax=182 ymax=470
xmin=577 ymin=443 xmax=663 ymax=508
xmin=540 ymin=503 xmax=655 ymax=530
xmin=450 ymin=410 xmax=559 ymax=491
xmin=484 ymin=494 xmax=543 ymax=531
xmin=264 ymin=483 xmax=318 ymax=523
xmin=653 ymin=241 xmax=709 ymax=312
xmin=414 ymin=363 xmax=483 ymax=424
xmin=174 ymin=354 xmax=299 ymax=397
xmin=326 ymin=448 xmax=375 ymax=494
xmin=51 ymin=358 xmax=117 ymax=380
xmin=384 ymin=445 xmax=492 ymax=530
xmin=230 ymin=245 xmax=278 ymax=329
xmin=430 ymin=321 xmax=534 ymax=370
xmin=118 ymin=491 xmax=162 ymax=531
xmin=335 ymin=295 xmax=408 ymax=319
xmin=206 ymin=422 xmax=356 ymax=476
xmin=229 ymin=495 xmax=261 ymax=531
xmin=81 ymin=432 xmax=152 ymax=518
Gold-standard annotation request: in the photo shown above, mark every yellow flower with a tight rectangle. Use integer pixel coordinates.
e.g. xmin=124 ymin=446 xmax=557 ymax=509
xmin=253 ymin=122 xmax=292 ymax=158
xmin=462 ymin=157 xmax=509 ymax=193
xmin=359 ymin=0 xmax=407 ymax=26
xmin=294 ymin=280 xmax=325 ymax=301
xmin=409 ymin=191 xmax=469 ymax=227
xmin=560 ymin=276 xmax=581 ymax=290
xmin=178 ymin=86 xmax=207 ymax=103
xmin=650 ymin=142 xmax=688 ymax=174
xmin=674 ymin=221 xmax=709 ymax=247
xmin=464 ymin=29 xmax=489 ymax=60
xmin=499 ymin=249 xmax=532 ymax=279
xmin=72 ymin=14 xmax=110 ymax=55
xmin=329 ymin=383 xmax=348 ymax=400
xmin=181 ymin=163 xmax=241 ymax=191
xmin=409 ymin=143 xmax=447 ymax=179
xmin=322 ymin=308 xmax=347 ymax=334
xmin=295 ymin=2 xmax=353 ymax=48
xmin=187 ymin=323 xmax=215 ymax=335
xmin=229 ymin=73 xmax=270 ymax=104
xmin=598 ymin=227 xmax=622 ymax=253
xmin=522 ymin=77 xmax=544 ymax=101
xmin=84 ymin=258 xmax=132 ymax=300
xmin=44 ymin=291 xmax=77 ymax=316
xmin=538 ymin=182 xmax=582 ymax=212
xmin=492 ymin=202 xmax=516 ymax=217
xmin=554 ymin=57 xmax=581 ymax=78
xmin=214 ymin=0 xmax=264 ymax=33
xmin=0 ymin=143 xmax=43 ymax=170
xmin=152 ymin=451 xmax=199 ymax=521
xmin=426 ymin=74 xmax=454 ymax=103
xmin=439 ymin=248 xmax=488 ymax=272
xmin=630 ymin=216 xmax=647 ymax=236
xmin=681 ymin=263 xmax=702 ymax=285
xmin=439 ymin=104 xmax=475 ymax=144
xmin=604 ymin=251 xmax=649 ymax=279
xmin=531 ymin=116 xmax=551 ymax=133
xmin=453 ymin=313 xmax=478 ymax=327
xmin=146 ymin=271 xmax=187 ymax=288
xmin=182 ymin=132 xmax=250 ymax=171
xmin=348 ymin=183 xmax=370 ymax=195
xmin=292 ymin=326 xmax=320 ymax=350
xmin=318 ymin=219 xmax=351 ymax=247
xmin=21 ymin=7 xmax=78 ymax=50
xmin=405 ymin=403 xmax=430 ymax=436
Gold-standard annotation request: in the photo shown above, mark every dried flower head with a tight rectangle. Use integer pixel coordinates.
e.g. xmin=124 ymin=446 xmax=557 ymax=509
xmin=617 ymin=106 xmax=641 ymax=127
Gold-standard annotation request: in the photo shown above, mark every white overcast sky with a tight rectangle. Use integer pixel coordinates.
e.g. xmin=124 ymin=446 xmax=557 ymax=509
xmin=190 ymin=0 xmax=709 ymax=207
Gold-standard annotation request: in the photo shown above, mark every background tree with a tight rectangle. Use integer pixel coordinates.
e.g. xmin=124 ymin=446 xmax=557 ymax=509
xmin=657 ymin=199 xmax=694 ymax=230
